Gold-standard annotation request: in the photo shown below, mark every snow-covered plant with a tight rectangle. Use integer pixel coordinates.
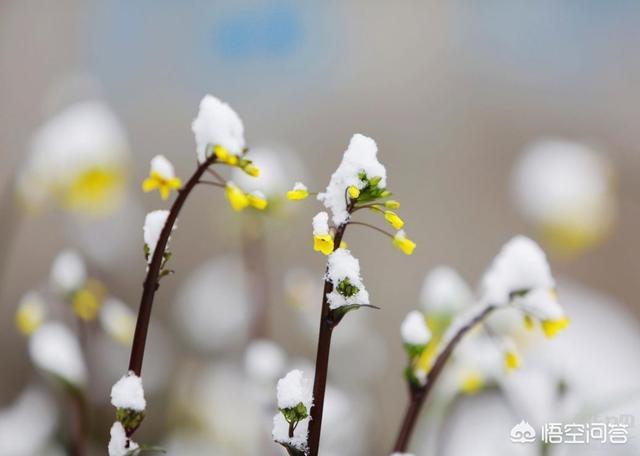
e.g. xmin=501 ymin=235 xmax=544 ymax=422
xmin=111 ymin=94 xmax=266 ymax=453
xmin=391 ymin=235 xmax=568 ymax=453
xmin=279 ymin=133 xmax=416 ymax=455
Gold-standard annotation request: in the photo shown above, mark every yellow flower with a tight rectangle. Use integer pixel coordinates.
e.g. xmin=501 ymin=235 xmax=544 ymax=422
xmin=287 ymin=182 xmax=309 ymax=200
xmin=15 ymin=293 xmax=46 ymax=336
xmin=214 ymin=145 xmax=239 ymax=165
xmin=142 ymin=155 xmax=182 ymax=200
xmin=504 ymin=351 xmax=521 ymax=372
xmin=348 ymin=185 xmax=360 ymax=199
xmin=247 ymin=191 xmax=268 ymax=210
xmin=142 ymin=172 xmax=182 ymax=200
xmin=339 ymin=241 xmax=348 ymax=249
xmin=72 ymin=288 xmax=101 ymax=321
xmin=460 ymin=370 xmax=484 ymax=394
xmin=384 ymin=211 xmax=405 ymax=230
xmin=523 ymin=315 xmax=535 ymax=330
xmin=243 ymin=163 xmax=260 ymax=177
xmin=225 ymin=182 xmax=249 ymax=211
xmin=64 ymin=166 xmax=126 ymax=215
xmin=313 ymin=234 xmax=334 ymax=255
xmin=384 ymin=200 xmax=400 ymax=209
xmin=393 ymin=230 xmax=416 ymax=255
xmin=541 ymin=317 xmax=569 ymax=338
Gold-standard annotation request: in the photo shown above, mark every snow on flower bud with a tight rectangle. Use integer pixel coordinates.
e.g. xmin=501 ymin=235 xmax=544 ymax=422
xmin=15 ymin=291 xmax=47 ymax=336
xmin=312 ymin=211 xmax=334 ymax=255
xmin=192 ymin=94 xmax=245 ymax=163
xmin=515 ymin=288 xmax=569 ymax=338
xmin=225 ymin=182 xmax=249 ymax=212
xmin=287 ymin=181 xmax=309 ymax=200
xmin=50 ymin=249 xmax=87 ymax=295
xmin=143 ymin=210 xmax=172 ymax=263
xmin=111 ymin=372 xmax=146 ymax=412
xmin=276 ymin=369 xmax=312 ymax=410
xmin=108 ymin=421 xmax=139 ymax=456
xmin=273 ymin=369 xmax=312 ymax=452
xmin=401 ymin=310 xmax=431 ymax=347
xmin=392 ymin=230 xmax=416 ymax=255
xmin=247 ymin=190 xmax=268 ymax=210
xmin=326 ymin=248 xmax=370 ymax=309
xmin=481 ymin=235 xmax=554 ymax=305
xmin=29 ymin=321 xmax=87 ymax=387
xmin=142 ymin=154 xmax=182 ymax=200
xmin=318 ymin=134 xmax=387 ymax=225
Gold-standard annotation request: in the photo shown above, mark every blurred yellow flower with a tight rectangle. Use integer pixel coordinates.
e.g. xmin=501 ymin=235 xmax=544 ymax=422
xmin=384 ymin=211 xmax=404 ymax=230
xmin=287 ymin=182 xmax=309 ymax=200
xmin=225 ymin=182 xmax=249 ymax=211
xmin=15 ymin=292 xmax=46 ymax=336
xmin=504 ymin=351 xmax=521 ymax=372
xmin=460 ymin=370 xmax=484 ymax=394
xmin=247 ymin=191 xmax=268 ymax=210
xmin=541 ymin=317 xmax=569 ymax=338
xmin=393 ymin=230 xmax=416 ymax=255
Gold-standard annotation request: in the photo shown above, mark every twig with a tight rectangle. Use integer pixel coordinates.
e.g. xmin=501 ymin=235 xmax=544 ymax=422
xmin=128 ymin=155 xmax=216 ymax=377
xmin=391 ymin=304 xmax=496 ymax=452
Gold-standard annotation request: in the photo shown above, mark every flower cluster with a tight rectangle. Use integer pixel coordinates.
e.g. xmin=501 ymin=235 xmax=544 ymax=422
xmin=287 ymin=133 xmax=416 ymax=256
xmin=401 ymin=236 xmax=568 ymax=390
xmin=272 ymin=369 xmax=313 ymax=453
xmin=108 ymin=372 xmax=146 ymax=456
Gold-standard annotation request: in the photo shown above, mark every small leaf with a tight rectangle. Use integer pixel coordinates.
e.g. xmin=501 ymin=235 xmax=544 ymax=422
xmin=329 ymin=304 xmax=380 ymax=326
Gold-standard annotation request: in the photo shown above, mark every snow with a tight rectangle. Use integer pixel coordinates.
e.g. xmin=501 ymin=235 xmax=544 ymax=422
xmin=50 ymin=249 xmax=86 ymax=294
xmin=108 ymin=421 xmax=139 ymax=456
xmin=276 ymin=369 xmax=312 ymax=410
xmin=272 ymin=413 xmax=309 ymax=451
xmin=318 ymin=134 xmax=387 ymax=225
xmin=29 ymin=322 xmax=87 ymax=386
xmin=149 ymin=154 xmax=176 ymax=179
xmin=244 ymin=339 xmax=287 ymax=383
xmin=514 ymin=288 xmax=565 ymax=321
xmin=481 ymin=236 xmax=554 ymax=305
xmin=292 ymin=182 xmax=307 ymax=192
xmin=401 ymin=311 xmax=431 ymax=346
xmin=312 ymin=211 xmax=330 ymax=235
xmin=325 ymin=248 xmax=370 ymax=309
xmin=191 ymin=94 xmax=245 ymax=163
xmin=420 ymin=266 xmax=473 ymax=314
xmin=110 ymin=372 xmax=146 ymax=412
xmin=143 ymin=210 xmax=171 ymax=263
xmin=511 ymin=139 xmax=614 ymax=228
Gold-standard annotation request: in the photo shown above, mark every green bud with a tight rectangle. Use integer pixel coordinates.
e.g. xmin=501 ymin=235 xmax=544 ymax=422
xmin=116 ymin=408 xmax=145 ymax=435
xmin=279 ymin=402 xmax=308 ymax=424
xmin=369 ymin=176 xmax=382 ymax=187
xmin=336 ymin=278 xmax=359 ymax=298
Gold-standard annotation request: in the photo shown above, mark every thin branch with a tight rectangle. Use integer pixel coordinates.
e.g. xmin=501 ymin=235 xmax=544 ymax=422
xmin=205 ymin=167 xmax=227 ymax=184
xmin=307 ymin=201 xmax=355 ymax=456
xmin=197 ymin=180 xmax=225 ymax=188
xmin=347 ymin=220 xmax=394 ymax=238
xmin=391 ymin=304 xmax=497 ymax=453
xmin=128 ymin=155 xmax=217 ymax=378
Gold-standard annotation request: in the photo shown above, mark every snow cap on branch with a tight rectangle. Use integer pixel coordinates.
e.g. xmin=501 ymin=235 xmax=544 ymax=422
xmin=318 ymin=134 xmax=387 ymax=225
xmin=110 ymin=371 xmax=146 ymax=412
xmin=481 ymin=236 xmax=554 ymax=305
xmin=276 ymin=369 xmax=312 ymax=410
xmin=143 ymin=210 xmax=172 ymax=263
xmin=192 ymin=94 xmax=245 ymax=163
xmin=401 ymin=311 xmax=431 ymax=346
xmin=326 ymin=248 xmax=370 ymax=309
xmin=108 ymin=421 xmax=139 ymax=456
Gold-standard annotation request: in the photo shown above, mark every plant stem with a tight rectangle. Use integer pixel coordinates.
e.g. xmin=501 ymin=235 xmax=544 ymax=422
xmin=128 ymin=155 xmax=216 ymax=376
xmin=391 ymin=305 xmax=496 ymax=452
xmin=307 ymin=222 xmax=349 ymax=456
xmin=69 ymin=390 xmax=87 ymax=456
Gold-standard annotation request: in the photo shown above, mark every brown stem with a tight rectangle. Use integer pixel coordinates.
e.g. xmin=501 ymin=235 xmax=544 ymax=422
xmin=307 ymin=221 xmax=349 ymax=456
xmin=69 ymin=390 xmax=87 ymax=456
xmin=128 ymin=155 xmax=216 ymax=376
xmin=391 ymin=305 xmax=496 ymax=452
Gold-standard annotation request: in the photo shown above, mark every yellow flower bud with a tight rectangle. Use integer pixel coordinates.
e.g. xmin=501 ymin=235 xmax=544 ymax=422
xmin=287 ymin=183 xmax=309 ymax=200
xmin=504 ymin=351 xmax=521 ymax=372
xmin=393 ymin=231 xmax=416 ymax=255
xmin=225 ymin=182 xmax=249 ymax=211
xmin=15 ymin=293 xmax=46 ymax=336
xmin=243 ymin=163 xmax=260 ymax=177
xmin=541 ymin=317 xmax=569 ymax=338
xmin=460 ymin=371 xmax=484 ymax=394
xmin=313 ymin=234 xmax=334 ymax=255
xmin=72 ymin=288 xmax=101 ymax=321
xmin=247 ymin=191 xmax=268 ymax=210
xmin=348 ymin=185 xmax=360 ymax=199
xmin=384 ymin=211 xmax=404 ymax=230
xmin=384 ymin=200 xmax=400 ymax=209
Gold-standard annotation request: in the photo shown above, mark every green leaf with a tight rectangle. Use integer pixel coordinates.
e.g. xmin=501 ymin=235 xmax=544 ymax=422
xmin=279 ymin=402 xmax=308 ymax=423
xmin=329 ymin=303 xmax=380 ymax=326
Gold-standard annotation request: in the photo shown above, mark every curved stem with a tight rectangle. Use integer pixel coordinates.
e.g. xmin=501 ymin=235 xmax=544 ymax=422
xmin=128 ymin=155 xmax=216 ymax=376
xmin=348 ymin=220 xmax=393 ymax=238
xmin=391 ymin=304 xmax=496 ymax=452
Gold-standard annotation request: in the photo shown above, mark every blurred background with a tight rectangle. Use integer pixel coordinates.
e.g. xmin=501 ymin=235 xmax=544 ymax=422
xmin=1 ymin=1 xmax=640 ymax=455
